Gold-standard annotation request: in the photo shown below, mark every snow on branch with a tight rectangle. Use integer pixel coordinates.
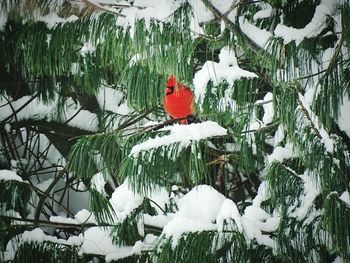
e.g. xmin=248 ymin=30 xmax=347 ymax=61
xmin=238 ymin=16 xmax=272 ymax=48
xmin=130 ymin=121 xmax=227 ymax=156
xmin=297 ymin=93 xmax=334 ymax=153
xmin=0 ymin=95 xmax=99 ymax=132
xmin=193 ymin=47 xmax=257 ymax=108
xmin=160 ymin=184 xmax=278 ymax=249
xmin=0 ymin=170 xmax=23 ymax=182
xmin=274 ymin=0 xmax=336 ymax=45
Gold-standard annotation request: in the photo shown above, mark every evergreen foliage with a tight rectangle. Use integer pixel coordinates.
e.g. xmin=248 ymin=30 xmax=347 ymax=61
xmin=0 ymin=0 xmax=350 ymax=262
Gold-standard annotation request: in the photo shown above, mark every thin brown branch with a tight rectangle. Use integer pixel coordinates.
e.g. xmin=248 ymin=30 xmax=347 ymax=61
xmin=200 ymin=0 xmax=262 ymax=54
xmin=322 ymin=34 xmax=344 ymax=80
xmin=82 ymin=0 xmax=126 ymax=17
xmin=297 ymin=34 xmax=345 ymax=81
xmin=297 ymin=98 xmax=322 ymax=140
xmin=0 ymin=94 xmax=38 ymax=126
xmin=30 ymin=181 xmax=75 ymax=217
xmin=1 ymin=215 xmax=164 ymax=233
xmin=240 ymin=121 xmax=279 ymax=134
xmin=34 ymin=168 xmax=68 ymax=222
xmin=1 ymin=214 xmax=96 ymax=229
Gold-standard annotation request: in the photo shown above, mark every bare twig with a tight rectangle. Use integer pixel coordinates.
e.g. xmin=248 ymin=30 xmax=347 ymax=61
xmin=0 ymin=93 xmax=38 ymax=126
xmin=200 ymin=0 xmax=262 ymax=54
xmin=82 ymin=0 xmax=126 ymax=17
xmin=297 ymin=98 xmax=322 ymax=139
xmin=30 ymin=181 xmax=75 ymax=217
xmin=34 ymin=168 xmax=68 ymax=222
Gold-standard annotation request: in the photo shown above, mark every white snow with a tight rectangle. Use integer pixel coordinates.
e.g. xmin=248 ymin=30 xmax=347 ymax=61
xmin=338 ymin=95 xmax=350 ymax=138
xmin=80 ymin=226 xmax=147 ymax=261
xmin=290 ymin=171 xmax=321 ymax=220
xmin=109 ymin=181 xmax=144 ymax=222
xmin=50 ymin=215 xmax=80 ymax=225
xmin=162 ymin=217 xmax=216 ymax=247
xmin=339 ymin=191 xmax=350 ymax=207
xmin=216 ymin=199 xmax=242 ymax=232
xmin=5 ymin=228 xmax=83 ymax=261
xmin=144 ymin=214 xmax=173 ymax=228
xmin=231 ymin=181 xmax=279 ymax=248
xmin=239 ymin=17 xmax=272 ymax=48
xmin=0 ymin=170 xmax=23 ymax=182
xmin=130 ymin=121 xmax=227 ymax=156
xmin=95 ymin=86 xmax=133 ymax=130
xmin=80 ymin=227 xmax=119 ymax=255
xmin=253 ymin=4 xmax=272 ymax=21
xmin=80 ymin=41 xmax=96 ymax=56
xmin=193 ymin=47 xmax=257 ymax=108
xmin=274 ymin=0 xmax=336 ymax=45
xmin=156 ymin=184 xmax=273 ymax=249
xmin=146 ymin=186 xmax=170 ymax=214
xmin=91 ymin=172 xmax=107 ymax=197
xmin=333 ymin=257 xmax=345 ymax=263
xmin=187 ymin=0 xmax=214 ymax=24
xmin=75 ymin=209 xmax=97 ymax=224
xmin=34 ymin=12 xmax=79 ymax=29
xmin=96 ymin=86 xmax=125 ymax=113
xmin=105 ymin=241 xmax=142 ymax=262
xmin=241 ymin=215 xmax=275 ymax=248
xmin=176 ymin=185 xmax=226 ymax=222
xmin=267 ymin=142 xmax=297 ymax=164
xmin=0 ymin=10 xmax=8 ymax=30
xmin=273 ymin=125 xmax=285 ymax=147
xmin=210 ymin=0 xmax=235 ymax=15
xmin=252 ymin=181 xmax=270 ymax=207
xmin=0 ymin=95 xmax=99 ymax=132
xmin=262 ymin=92 xmax=274 ymax=124
xmin=298 ymin=93 xmax=334 ymax=152
xmin=116 ymin=0 xmax=182 ymax=35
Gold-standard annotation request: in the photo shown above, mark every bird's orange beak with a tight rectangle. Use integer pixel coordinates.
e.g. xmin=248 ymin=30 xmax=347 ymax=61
xmin=165 ymin=86 xmax=174 ymax=95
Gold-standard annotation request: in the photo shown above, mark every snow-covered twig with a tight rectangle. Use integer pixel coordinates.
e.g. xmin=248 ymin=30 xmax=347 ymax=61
xmin=82 ymin=0 xmax=126 ymax=17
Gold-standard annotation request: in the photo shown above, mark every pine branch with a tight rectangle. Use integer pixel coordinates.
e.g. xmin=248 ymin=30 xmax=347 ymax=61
xmin=1 ymin=215 xmax=99 ymax=229
xmin=240 ymin=121 xmax=279 ymax=134
xmin=71 ymin=0 xmax=146 ymax=9
xmin=69 ymin=109 xmax=154 ymax=141
xmin=321 ymin=34 xmax=344 ymax=81
xmin=0 ymin=215 xmax=164 ymax=233
xmin=297 ymin=34 xmax=345 ymax=80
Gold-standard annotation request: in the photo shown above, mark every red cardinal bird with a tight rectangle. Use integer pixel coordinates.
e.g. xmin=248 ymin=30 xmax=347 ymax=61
xmin=163 ymin=75 xmax=194 ymax=124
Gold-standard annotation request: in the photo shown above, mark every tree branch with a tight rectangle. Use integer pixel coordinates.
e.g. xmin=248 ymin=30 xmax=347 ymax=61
xmin=200 ymin=0 xmax=262 ymax=54
xmin=297 ymin=97 xmax=322 ymax=140
xmin=82 ymin=0 xmax=126 ymax=17
xmin=34 ymin=168 xmax=68 ymax=222
xmin=0 ymin=94 xmax=38 ymax=126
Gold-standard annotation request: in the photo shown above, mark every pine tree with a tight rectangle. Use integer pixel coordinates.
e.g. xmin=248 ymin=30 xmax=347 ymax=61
xmin=1 ymin=0 xmax=350 ymax=262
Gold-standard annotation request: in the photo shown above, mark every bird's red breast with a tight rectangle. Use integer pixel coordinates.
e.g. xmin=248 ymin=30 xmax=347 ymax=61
xmin=163 ymin=75 xmax=194 ymax=124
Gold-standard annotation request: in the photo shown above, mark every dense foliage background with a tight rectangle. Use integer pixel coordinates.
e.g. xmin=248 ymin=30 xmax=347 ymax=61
xmin=0 ymin=0 xmax=350 ymax=262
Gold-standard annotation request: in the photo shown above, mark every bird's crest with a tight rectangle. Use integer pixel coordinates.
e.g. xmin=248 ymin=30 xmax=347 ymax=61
xmin=166 ymin=75 xmax=177 ymax=88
